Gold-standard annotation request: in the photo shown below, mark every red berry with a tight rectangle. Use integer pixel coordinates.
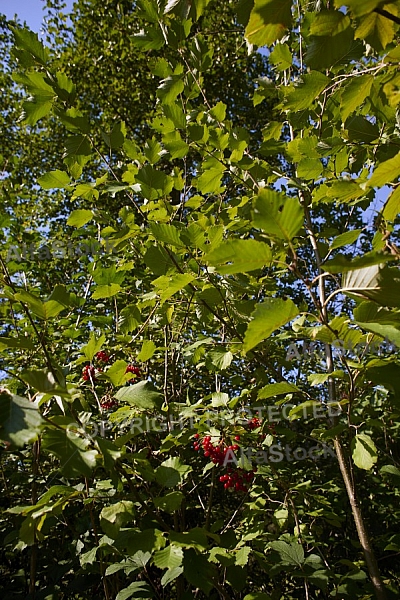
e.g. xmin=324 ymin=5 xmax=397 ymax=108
xmin=125 ymin=364 xmax=141 ymax=383
xmin=234 ymin=435 xmax=241 ymax=441
xmin=100 ymin=398 xmax=117 ymax=410
xmin=247 ymin=416 xmax=262 ymax=430
xmin=82 ymin=365 xmax=96 ymax=382
xmin=96 ymin=351 xmax=110 ymax=363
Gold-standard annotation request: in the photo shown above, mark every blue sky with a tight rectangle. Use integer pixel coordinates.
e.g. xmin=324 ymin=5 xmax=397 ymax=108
xmin=0 ymin=0 xmax=73 ymax=32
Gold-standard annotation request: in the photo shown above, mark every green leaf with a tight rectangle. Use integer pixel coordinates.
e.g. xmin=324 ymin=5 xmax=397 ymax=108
xmin=258 ymin=382 xmax=300 ymax=399
xmin=269 ymin=43 xmax=292 ymax=70
xmin=368 ymin=152 xmax=400 ymax=188
xmin=110 ymin=121 xmax=126 ymax=149
xmin=91 ymin=265 xmax=126 ymax=299
xmin=309 ymin=569 xmax=330 ymax=591
xmin=245 ymin=0 xmax=292 ymax=46
xmin=14 ymin=289 xmax=69 ymax=320
xmin=105 ymin=360 xmax=129 ymax=386
xmin=342 ymin=265 xmax=400 ymax=307
xmin=297 ymin=158 xmax=323 ymax=180
xmin=64 ymin=135 xmax=92 ymax=156
xmin=286 ymin=135 xmax=319 ymax=162
xmin=12 ymin=290 xmax=45 ymax=319
xmin=97 ymin=437 xmax=122 ymax=471
xmin=157 ymin=76 xmax=184 ymax=105
xmin=41 ymin=428 xmax=97 ymax=478
xmin=0 ymin=336 xmax=35 ymax=351
xmin=308 ymin=370 xmax=345 ymax=386
xmin=13 ymin=27 xmax=50 ymax=65
xmin=340 ymin=75 xmax=373 ymax=122
xmin=306 ymin=14 xmax=354 ymax=70
xmin=269 ymin=541 xmax=304 ymax=566
xmin=154 ymin=491 xmax=185 ymax=513
xmin=20 ymin=370 xmax=68 ymax=395
xmin=205 ymin=239 xmax=272 ymax=274
xmin=165 ymin=0 xmax=211 ymax=20
xmin=355 ymin=9 xmax=397 ymax=50
xmin=163 ymin=131 xmax=189 ymax=159
xmin=55 ymin=107 xmax=89 ymax=133
xmin=355 ymin=322 xmax=400 ymax=348
xmin=0 ymin=390 xmax=44 ymax=447
xmin=136 ymin=165 xmax=174 ymax=199
xmin=195 ymin=159 xmax=225 ymax=194
xmin=284 ymin=72 xmax=330 ymax=111
xmin=236 ymin=546 xmax=251 ymax=566
xmin=161 ymin=566 xmax=184 ymax=587
xmin=345 ymin=115 xmax=379 ymax=143
xmin=100 ymin=501 xmax=135 ymax=538
xmin=334 ymin=0 xmax=385 ymax=17
xmin=115 ymin=528 xmax=165 ymax=556
xmin=21 ymin=99 xmax=53 ymax=126
xmin=207 ymin=349 xmax=233 ymax=371
xmin=38 ymin=170 xmax=71 ymax=190
xmin=72 ymin=183 xmax=99 ymax=202
xmin=243 ymin=298 xmax=299 ymax=353
xmin=114 ymin=380 xmax=163 ymax=410
xmin=92 ymin=283 xmax=122 ymax=299
xmin=253 ymin=189 xmax=303 ymax=242
xmin=309 ymin=10 xmax=351 ymax=36
xmin=82 ymin=333 xmax=106 ymax=361
xmin=324 ymin=251 xmax=395 ymax=273
xmin=47 ymin=284 xmax=74 ymax=309
xmin=132 ymin=27 xmax=165 ymax=51
xmin=351 ymin=433 xmax=378 ymax=470
xmin=67 ymin=209 xmax=94 ymax=228
xmin=137 ymin=340 xmax=157 ymax=362
xmin=155 ymin=457 xmax=192 ymax=488
xmin=380 ymin=464 xmax=400 ymax=478
xmin=211 ymin=392 xmax=229 ymax=407
xmin=116 ymin=582 xmax=152 ymax=600
xmin=152 ymin=273 xmax=195 ymax=304
xmin=150 ymin=223 xmax=185 ymax=248
xmin=153 ymin=545 xmax=183 ymax=569
xmin=383 ymin=186 xmax=400 ymax=221
xmin=118 ymin=305 xmax=142 ymax=333
xmin=330 ymin=229 xmax=363 ymax=250
xmin=182 ymin=548 xmax=218 ymax=595
xmin=210 ymin=101 xmax=227 ymax=122
xmin=169 ymin=528 xmax=210 ymax=550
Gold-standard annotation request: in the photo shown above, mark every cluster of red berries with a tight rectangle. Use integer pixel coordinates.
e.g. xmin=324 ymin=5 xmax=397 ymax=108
xmin=247 ymin=416 xmax=262 ymax=430
xmin=219 ymin=468 xmax=255 ymax=492
xmin=82 ymin=351 xmax=110 ymax=382
xmin=82 ymin=365 xmax=98 ymax=382
xmin=125 ymin=364 xmax=141 ymax=383
xmin=192 ymin=434 xmax=254 ymax=493
xmin=100 ymin=398 xmax=118 ymax=410
xmin=82 ymin=353 xmax=141 ymax=385
xmin=246 ymin=417 xmax=276 ymax=436
xmin=193 ymin=435 xmax=239 ymax=465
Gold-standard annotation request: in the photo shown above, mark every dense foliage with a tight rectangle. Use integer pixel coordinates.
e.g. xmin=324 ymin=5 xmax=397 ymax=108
xmin=1 ymin=1 xmax=400 ymax=599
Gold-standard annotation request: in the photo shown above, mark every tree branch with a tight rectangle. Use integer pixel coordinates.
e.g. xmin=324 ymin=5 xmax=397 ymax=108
xmin=302 ymin=196 xmax=387 ymax=600
xmin=374 ymin=7 xmax=400 ymax=25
